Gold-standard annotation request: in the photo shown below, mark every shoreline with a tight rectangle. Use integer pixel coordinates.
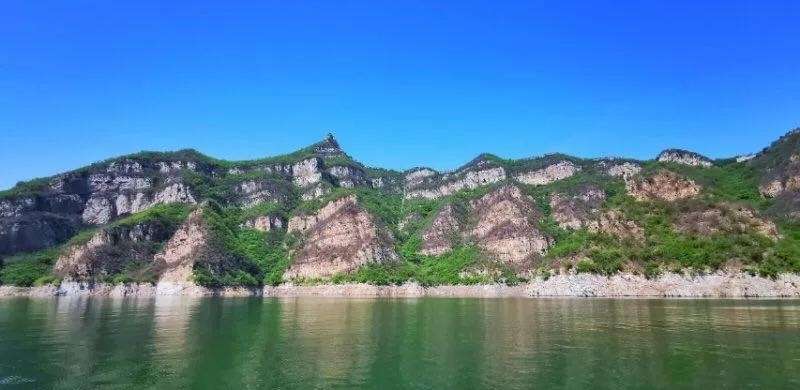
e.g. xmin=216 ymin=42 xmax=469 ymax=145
xmin=2 ymin=272 xmax=800 ymax=298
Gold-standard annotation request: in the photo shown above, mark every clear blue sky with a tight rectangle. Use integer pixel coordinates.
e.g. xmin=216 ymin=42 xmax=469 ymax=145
xmin=2 ymin=1 xmax=799 ymax=190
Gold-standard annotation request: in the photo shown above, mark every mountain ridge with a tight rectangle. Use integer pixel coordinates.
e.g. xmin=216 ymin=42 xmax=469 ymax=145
xmin=2 ymin=127 xmax=800 ymax=289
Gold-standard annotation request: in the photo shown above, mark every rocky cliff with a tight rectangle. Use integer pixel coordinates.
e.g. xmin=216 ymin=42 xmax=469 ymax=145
xmin=3 ymin=129 xmax=800 ymax=289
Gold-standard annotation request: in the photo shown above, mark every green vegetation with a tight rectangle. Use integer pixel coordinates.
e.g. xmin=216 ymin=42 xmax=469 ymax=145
xmin=6 ymin=130 xmax=800 ymax=288
xmin=101 ymin=259 xmax=160 ymax=285
xmin=112 ymin=203 xmax=192 ymax=230
xmin=0 ymin=249 xmax=59 ymax=287
xmin=0 ymin=177 xmax=51 ymax=200
xmin=196 ymin=205 xmax=291 ymax=287
xmin=330 ymin=245 xmax=506 ymax=286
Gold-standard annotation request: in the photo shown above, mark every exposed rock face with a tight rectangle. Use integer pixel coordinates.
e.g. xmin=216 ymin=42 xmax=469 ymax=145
xmin=157 ymin=160 xmax=196 ymax=174
xmin=327 ymin=165 xmax=370 ymax=188
xmin=285 ymin=195 xmax=397 ymax=279
xmin=114 ymin=192 xmax=150 ymax=215
xmin=234 ymin=180 xmax=290 ymax=207
xmin=81 ymin=181 xmax=196 ymax=225
xmin=54 ymin=221 xmax=174 ymax=281
xmin=291 ymin=158 xmax=324 ymax=187
xmin=82 ymin=196 xmax=114 ymax=224
xmin=152 ymin=182 xmax=196 ymax=205
xmin=586 ymin=210 xmax=644 ymax=240
xmin=750 ymin=130 xmax=800 ymax=201
xmin=549 ymin=186 xmax=606 ymax=229
xmin=758 ymin=164 xmax=800 ymax=198
xmin=0 ymin=212 xmax=80 ymax=255
xmin=404 ymin=168 xmax=438 ymax=189
xmin=314 ymin=133 xmax=344 ymax=157
xmin=107 ymin=160 xmax=144 ymax=174
xmin=405 ymin=167 xmax=506 ymax=199
xmin=301 ymin=183 xmax=331 ymax=200
xmin=736 ymin=155 xmax=755 ymax=163
xmin=603 ymin=161 xmax=642 ymax=178
xmin=241 ymin=215 xmax=285 ymax=232
xmin=760 ymin=180 xmax=786 ymax=198
xmin=419 ymin=205 xmax=461 ymax=256
xmin=676 ymin=204 xmax=779 ymax=239
xmin=514 ymin=161 xmax=580 ymax=186
xmin=626 ymin=170 xmax=701 ymax=202
xmin=154 ymin=210 xmax=217 ymax=284
xmin=468 ymin=186 xmax=551 ymax=269
xmin=657 ymin=149 xmax=713 ymax=167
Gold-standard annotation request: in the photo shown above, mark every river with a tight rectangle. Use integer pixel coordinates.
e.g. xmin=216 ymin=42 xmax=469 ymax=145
xmin=1 ymin=297 xmax=798 ymax=389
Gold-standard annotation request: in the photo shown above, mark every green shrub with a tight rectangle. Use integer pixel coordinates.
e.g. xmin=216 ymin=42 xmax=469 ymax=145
xmin=414 ymin=245 xmax=482 ymax=286
xmin=575 ymin=259 xmax=597 ymax=274
xmin=0 ymin=249 xmax=58 ymax=287
xmin=33 ymin=275 xmax=62 ymax=287
xmin=113 ymin=203 xmax=192 ymax=229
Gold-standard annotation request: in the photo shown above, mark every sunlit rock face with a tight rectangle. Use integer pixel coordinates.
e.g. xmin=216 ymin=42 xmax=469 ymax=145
xmin=467 ymin=186 xmax=551 ymax=270
xmin=657 ymin=149 xmax=713 ymax=167
xmin=419 ymin=204 xmax=461 ymax=256
xmin=549 ymin=185 xmax=606 ymax=230
xmin=233 ymin=180 xmax=291 ymax=208
xmin=514 ymin=161 xmax=580 ymax=186
xmin=674 ymin=204 xmax=779 ymax=240
xmin=154 ymin=209 xmax=225 ymax=284
xmin=291 ymin=158 xmax=324 ymax=187
xmin=327 ymin=165 xmax=370 ymax=188
xmin=285 ymin=195 xmax=397 ymax=279
xmin=81 ymin=181 xmax=196 ymax=225
xmin=625 ymin=170 xmax=701 ymax=202
xmin=405 ymin=167 xmax=506 ymax=199
xmin=596 ymin=160 xmax=642 ymax=178
xmin=404 ymin=168 xmax=438 ymax=189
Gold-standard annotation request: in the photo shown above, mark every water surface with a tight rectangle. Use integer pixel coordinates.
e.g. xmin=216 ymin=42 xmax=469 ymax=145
xmin=1 ymin=297 xmax=798 ymax=389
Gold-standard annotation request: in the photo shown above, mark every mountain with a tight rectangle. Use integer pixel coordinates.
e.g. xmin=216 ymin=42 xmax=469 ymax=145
xmin=2 ymin=129 xmax=800 ymax=288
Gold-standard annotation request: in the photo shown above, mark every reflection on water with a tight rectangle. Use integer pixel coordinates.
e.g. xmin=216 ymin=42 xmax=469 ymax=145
xmin=1 ymin=298 xmax=799 ymax=389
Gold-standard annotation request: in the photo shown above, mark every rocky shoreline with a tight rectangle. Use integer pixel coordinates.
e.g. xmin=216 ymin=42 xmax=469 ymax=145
xmin=2 ymin=272 xmax=800 ymax=298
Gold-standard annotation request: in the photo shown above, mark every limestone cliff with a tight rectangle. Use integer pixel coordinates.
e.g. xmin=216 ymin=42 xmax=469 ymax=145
xmin=625 ymin=170 xmax=701 ymax=202
xmin=284 ymin=195 xmax=397 ymax=279
xmin=467 ymin=186 xmax=551 ymax=270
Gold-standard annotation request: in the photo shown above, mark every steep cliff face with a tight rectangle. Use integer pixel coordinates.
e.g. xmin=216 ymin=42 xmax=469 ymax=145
xmin=514 ymin=161 xmax=580 ymax=186
xmin=0 ymin=155 xmax=205 ymax=256
xmin=657 ymin=149 xmax=713 ymax=167
xmin=233 ymin=179 xmax=292 ymax=207
xmin=53 ymin=206 xmax=188 ymax=282
xmin=405 ymin=161 xmax=506 ymax=199
xmin=285 ymin=195 xmax=397 ymax=279
xmin=550 ymin=185 xmax=606 ymax=229
xmin=467 ymin=186 xmax=551 ymax=270
xmin=419 ymin=204 xmax=462 ymax=256
xmin=599 ymin=160 xmax=642 ymax=178
xmin=626 ymin=170 xmax=701 ymax=202
xmin=750 ymin=129 xmax=800 ymax=202
xmin=154 ymin=209 xmax=215 ymax=284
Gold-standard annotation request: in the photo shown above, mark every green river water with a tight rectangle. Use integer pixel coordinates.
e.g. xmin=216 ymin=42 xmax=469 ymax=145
xmin=0 ymin=297 xmax=798 ymax=389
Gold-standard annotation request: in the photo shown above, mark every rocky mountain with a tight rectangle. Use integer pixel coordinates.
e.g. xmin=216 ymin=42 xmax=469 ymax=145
xmin=2 ymin=129 xmax=800 ymax=288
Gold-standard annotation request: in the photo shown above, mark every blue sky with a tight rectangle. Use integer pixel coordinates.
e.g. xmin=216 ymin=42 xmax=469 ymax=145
xmin=1 ymin=1 xmax=799 ymax=190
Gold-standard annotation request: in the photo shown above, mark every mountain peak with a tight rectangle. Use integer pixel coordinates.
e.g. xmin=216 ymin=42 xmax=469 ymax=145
xmin=313 ymin=132 xmax=343 ymax=157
